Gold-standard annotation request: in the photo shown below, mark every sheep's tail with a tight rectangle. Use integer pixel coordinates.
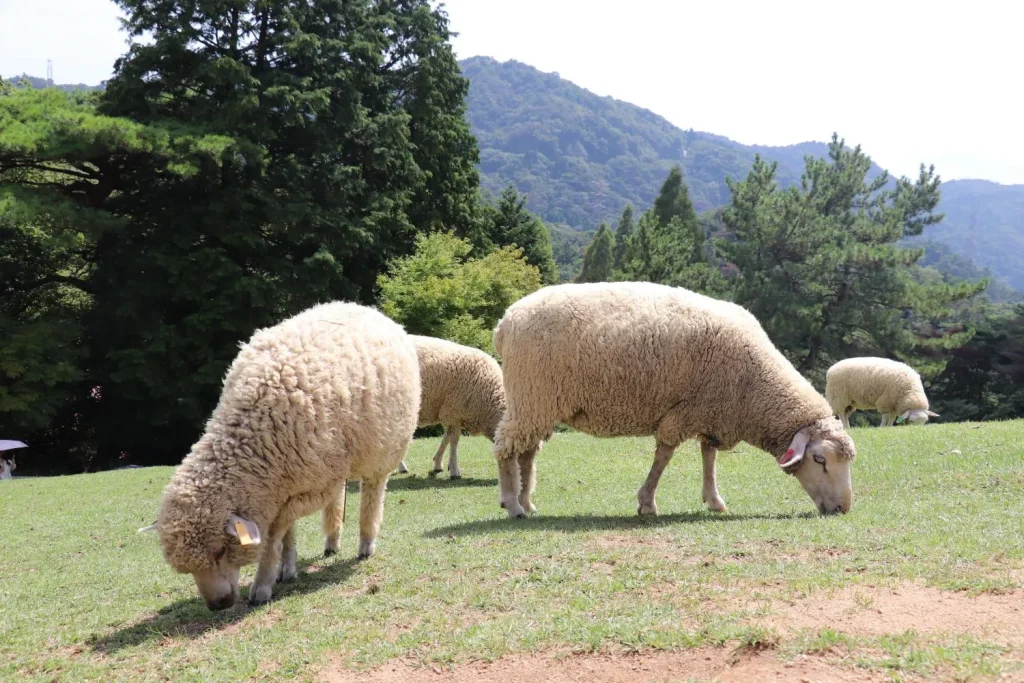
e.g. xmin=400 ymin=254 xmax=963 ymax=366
xmin=493 ymin=317 xmax=509 ymax=358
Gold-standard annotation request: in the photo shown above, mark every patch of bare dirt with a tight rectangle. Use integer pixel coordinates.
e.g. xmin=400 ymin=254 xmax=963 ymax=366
xmin=320 ymin=648 xmax=887 ymax=683
xmin=768 ymin=583 xmax=1024 ymax=645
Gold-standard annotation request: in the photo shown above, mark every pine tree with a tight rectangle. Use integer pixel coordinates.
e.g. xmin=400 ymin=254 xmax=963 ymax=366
xmin=77 ymin=0 xmax=481 ymax=466
xmin=719 ymin=134 xmax=985 ymax=382
xmin=652 ymin=164 xmax=703 ymax=260
xmin=612 ymin=204 xmax=635 ymax=269
xmin=576 ymin=223 xmax=614 ymax=283
xmin=484 ymin=185 xmax=559 ymax=284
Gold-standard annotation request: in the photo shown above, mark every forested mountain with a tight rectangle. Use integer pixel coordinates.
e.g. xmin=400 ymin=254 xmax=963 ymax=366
xmin=909 ymin=180 xmax=1024 ymax=292
xmin=461 ymin=56 xmax=1024 ymax=293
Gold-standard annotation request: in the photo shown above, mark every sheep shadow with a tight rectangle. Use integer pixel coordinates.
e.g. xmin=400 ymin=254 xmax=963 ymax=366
xmin=423 ymin=510 xmax=816 ymax=538
xmin=384 ymin=475 xmax=497 ymax=491
xmin=88 ymin=555 xmax=360 ymax=654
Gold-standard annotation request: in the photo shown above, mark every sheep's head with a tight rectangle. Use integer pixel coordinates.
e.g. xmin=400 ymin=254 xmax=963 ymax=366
xmin=145 ymin=484 xmax=264 ymax=611
xmin=899 ymin=409 xmax=938 ymax=425
xmin=778 ymin=418 xmax=856 ymax=515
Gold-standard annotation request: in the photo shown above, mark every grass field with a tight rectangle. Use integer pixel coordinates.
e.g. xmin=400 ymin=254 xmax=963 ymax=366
xmin=1 ymin=421 xmax=1022 ymax=682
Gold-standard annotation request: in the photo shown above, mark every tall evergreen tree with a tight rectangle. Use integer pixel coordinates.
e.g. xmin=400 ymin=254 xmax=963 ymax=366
xmin=484 ymin=185 xmax=559 ymax=284
xmin=576 ymin=223 xmax=613 ymax=283
xmin=719 ymin=134 xmax=984 ymax=381
xmin=612 ymin=204 xmax=634 ymax=269
xmin=652 ymin=164 xmax=703 ymax=260
xmin=63 ymin=0 xmax=481 ymax=466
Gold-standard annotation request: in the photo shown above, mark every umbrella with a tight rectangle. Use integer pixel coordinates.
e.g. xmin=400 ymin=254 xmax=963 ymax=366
xmin=0 ymin=441 xmax=23 ymax=480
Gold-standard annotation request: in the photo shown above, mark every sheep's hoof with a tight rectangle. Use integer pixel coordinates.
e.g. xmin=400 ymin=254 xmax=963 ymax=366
xmin=248 ymin=585 xmax=273 ymax=606
xmin=357 ymin=540 xmax=376 ymax=560
xmin=449 ymin=473 xmax=462 ymax=480
xmin=705 ymin=496 xmax=728 ymax=513
xmin=431 ymin=468 xmax=443 ymax=475
xmin=323 ymin=547 xmax=338 ymax=558
xmin=637 ymin=503 xmax=658 ymax=516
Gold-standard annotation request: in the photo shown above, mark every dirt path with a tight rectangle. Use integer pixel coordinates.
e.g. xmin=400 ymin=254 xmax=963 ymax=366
xmin=320 ymin=581 xmax=1024 ymax=682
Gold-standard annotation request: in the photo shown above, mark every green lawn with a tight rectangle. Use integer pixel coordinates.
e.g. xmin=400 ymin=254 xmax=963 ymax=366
xmin=1 ymin=421 xmax=1022 ymax=681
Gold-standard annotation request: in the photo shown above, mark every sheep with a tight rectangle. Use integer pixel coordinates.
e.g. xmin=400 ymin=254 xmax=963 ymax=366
xmin=144 ymin=301 xmax=420 ymax=610
xmin=0 ymin=454 xmax=14 ymax=480
xmin=491 ymin=281 xmax=857 ymax=519
xmin=395 ymin=335 xmax=507 ymax=479
xmin=825 ymin=357 xmax=938 ymax=429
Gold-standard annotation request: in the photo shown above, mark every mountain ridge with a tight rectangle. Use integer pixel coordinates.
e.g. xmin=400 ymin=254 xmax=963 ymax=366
xmin=460 ymin=56 xmax=1024 ymax=292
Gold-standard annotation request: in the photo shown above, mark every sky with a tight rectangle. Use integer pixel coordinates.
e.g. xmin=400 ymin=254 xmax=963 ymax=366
xmin=2 ymin=0 xmax=1022 ymax=184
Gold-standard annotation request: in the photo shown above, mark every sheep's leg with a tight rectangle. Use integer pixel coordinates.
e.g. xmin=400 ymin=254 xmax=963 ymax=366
xmin=879 ymin=413 xmax=891 ymax=427
xmin=494 ymin=413 xmax=547 ymax=518
xmin=250 ymin=526 xmax=287 ymax=606
xmin=322 ymin=482 xmax=345 ymax=557
xmin=431 ymin=429 xmax=451 ymax=474
xmin=396 ymin=459 xmax=408 ymax=474
xmin=448 ymin=428 xmax=462 ymax=479
xmin=277 ymin=524 xmax=298 ymax=583
xmin=357 ymin=475 xmax=388 ymax=559
xmin=841 ymin=409 xmax=852 ymax=430
xmin=517 ymin=447 xmax=537 ymax=514
xmin=497 ymin=454 xmax=525 ymax=518
xmin=637 ymin=442 xmax=676 ymax=516
xmin=700 ymin=442 xmax=727 ymax=513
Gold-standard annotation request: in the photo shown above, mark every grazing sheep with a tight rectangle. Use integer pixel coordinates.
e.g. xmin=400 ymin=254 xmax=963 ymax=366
xmin=491 ymin=282 xmax=857 ymax=519
xmin=145 ymin=302 xmax=420 ymax=610
xmin=825 ymin=357 xmax=938 ymax=429
xmin=396 ymin=335 xmax=507 ymax=479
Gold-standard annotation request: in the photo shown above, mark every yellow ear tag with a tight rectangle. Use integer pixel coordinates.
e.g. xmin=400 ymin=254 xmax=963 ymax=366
xmin=234 ymin=520 xmax=254 ymax=545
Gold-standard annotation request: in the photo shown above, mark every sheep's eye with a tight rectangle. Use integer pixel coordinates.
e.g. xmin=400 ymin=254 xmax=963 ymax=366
xmin=213 ymin=547 xmax=227 ymax=562
xmin=812 ymin=453 xmax=827 ymax=466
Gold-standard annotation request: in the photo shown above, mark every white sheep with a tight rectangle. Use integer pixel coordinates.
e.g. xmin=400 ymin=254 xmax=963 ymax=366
xmin=491 ymin=282 xmax=857 ymax=519
xmin=825 ymin=357 xmax=938 ymax=429
xmin=143 ymin=301 xmax=420 ymax=610
xmin=396 ymin=335 xmax=506 ymax=479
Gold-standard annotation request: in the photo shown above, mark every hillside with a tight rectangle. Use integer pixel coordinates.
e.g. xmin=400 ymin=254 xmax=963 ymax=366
xmin=911 ymin=179 xmax=1024 ymax=292
xmin=461 ymin=57 xmax=1024 ymax=293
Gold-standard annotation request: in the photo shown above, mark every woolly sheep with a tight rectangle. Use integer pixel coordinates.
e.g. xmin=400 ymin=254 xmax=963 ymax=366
xmin=396 ymin=335 xmax=507 ymax=479
xmin=146 ymin=301 xmax=420 ymax=610
xmin=491 ymin=282 xmax=857 ymax=519
xmin=825 ymin=357 xmax=938 ymax=429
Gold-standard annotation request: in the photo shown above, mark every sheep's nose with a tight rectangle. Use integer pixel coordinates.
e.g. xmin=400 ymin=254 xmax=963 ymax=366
xmin=206 ymin=592 xmax=237 ymax=611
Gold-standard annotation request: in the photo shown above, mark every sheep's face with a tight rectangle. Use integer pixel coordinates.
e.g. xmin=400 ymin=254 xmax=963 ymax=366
xmin=902 ymin=409 xmax=938 ymax=425
xmin=156 ymin=494 xmax=263 ymax=610
xmin=792 ymin=438 xmax=853 ymax=515
xmin=779 ymin=423 xmax=855 ymax=515
xmin=191 ymin=560 xmax=242 ymax=612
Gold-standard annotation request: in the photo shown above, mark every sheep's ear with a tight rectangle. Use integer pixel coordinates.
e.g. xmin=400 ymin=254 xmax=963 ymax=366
xmin=779 ymin=429 xmax=810 ymax=468
xmin=226 ymin=513 xmax=261 ymax=546
xmin=137 ymin=521 xmax=158 ymax=533
xmin=926 ymin=410 xmax=939 ymax=417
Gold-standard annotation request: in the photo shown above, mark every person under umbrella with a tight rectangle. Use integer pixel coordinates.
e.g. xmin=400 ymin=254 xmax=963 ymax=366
xmin=0 ymin=440 xmax=27 ymax=480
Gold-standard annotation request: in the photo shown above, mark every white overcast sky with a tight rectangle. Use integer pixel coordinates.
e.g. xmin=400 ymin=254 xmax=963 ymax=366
xmin=2 ymin=0 xmax=1022 ymax=184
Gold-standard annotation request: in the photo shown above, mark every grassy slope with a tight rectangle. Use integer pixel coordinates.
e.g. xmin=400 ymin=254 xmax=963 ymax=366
xmin=1 ymin=421 xmax=1022 ymax=681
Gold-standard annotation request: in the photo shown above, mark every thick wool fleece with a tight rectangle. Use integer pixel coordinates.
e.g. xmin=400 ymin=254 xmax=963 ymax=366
xmin=825 ymin=357 xmax=930 ymax=417
xmin=493 ymin=282 xmax=852 ymax=461
xmin=156 ymin=301 xmax=420 ymax=574
xmin=411 ymin=335 xmax=506 ymax=438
